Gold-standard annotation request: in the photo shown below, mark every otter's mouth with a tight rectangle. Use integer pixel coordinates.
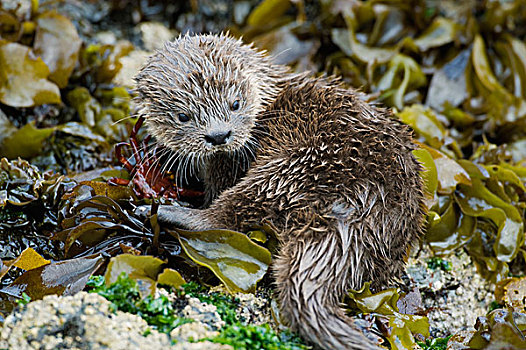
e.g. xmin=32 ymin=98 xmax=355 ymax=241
xmin=159 ymin=148 xmax=206 ymax=206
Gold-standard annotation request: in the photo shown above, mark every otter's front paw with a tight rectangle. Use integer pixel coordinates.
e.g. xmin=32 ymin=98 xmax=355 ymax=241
xmin=135 ymin=203 xmax=208 ymax=230
xmin=155 ymin=204 xmax=191 ymax=226
xmin=134 ymin=204 xmax=185 ymax=225
xmin=134 ymin=205 xmax=151 ymax=219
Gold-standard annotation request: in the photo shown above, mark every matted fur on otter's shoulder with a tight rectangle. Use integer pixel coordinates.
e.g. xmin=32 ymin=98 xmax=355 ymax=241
xmin=134 ymin=33 xmax=426 ymax=350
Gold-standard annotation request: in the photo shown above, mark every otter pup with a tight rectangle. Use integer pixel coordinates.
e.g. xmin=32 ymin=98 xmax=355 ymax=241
xmin=135 ymin=33 xmax=425 ymax=350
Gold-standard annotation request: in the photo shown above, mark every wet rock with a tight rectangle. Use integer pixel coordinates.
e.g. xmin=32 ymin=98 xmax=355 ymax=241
xmin=182 ymin=297 xmax=225 ymax=330
xmin=0 ymin=292 xmax=233 ymax=350
xmin=407 ymin=248 xmax=494 ymax=337
xmin=139 ymin=22 xmax=176 ymax=51
xmin=0 ymin=292 xmax=172 ymax=350
xmin=113 ymin=50 xmax=150 ymax=88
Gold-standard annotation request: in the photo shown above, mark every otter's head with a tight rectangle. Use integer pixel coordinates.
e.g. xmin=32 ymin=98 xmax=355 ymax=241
xmin=134 ymin=33 xmax=288 ymax=162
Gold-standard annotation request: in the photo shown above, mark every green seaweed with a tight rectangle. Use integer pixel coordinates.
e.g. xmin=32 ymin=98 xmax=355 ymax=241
xmin=426 ymin=257 xmax=452 ymax=272
xmin=417 ymin=335 xmax=452 ymax=350
xmin=88 ymin=273 xmax=192 ymax=334
xmin=208 ymin=324 xmax=308 ymax=350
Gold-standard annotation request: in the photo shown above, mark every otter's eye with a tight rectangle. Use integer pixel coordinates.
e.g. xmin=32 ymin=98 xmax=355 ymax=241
xmin=178 ymin=113 xmax=190 ymax=122
xmin=231 ymin=100 xmax=240 ymax=111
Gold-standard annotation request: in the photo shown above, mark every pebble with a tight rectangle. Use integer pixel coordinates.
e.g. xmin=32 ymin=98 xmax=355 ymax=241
xmin=182 ymin=297 xmax=225 ymax=330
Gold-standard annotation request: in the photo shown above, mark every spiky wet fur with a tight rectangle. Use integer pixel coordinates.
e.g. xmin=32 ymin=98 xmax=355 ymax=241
xmin=135 ymin=33 xmax=426 ymax=350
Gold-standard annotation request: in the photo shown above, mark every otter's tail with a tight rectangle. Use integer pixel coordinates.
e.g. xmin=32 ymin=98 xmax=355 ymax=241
xmin=274 ymin=230 xmax=382 ymax=350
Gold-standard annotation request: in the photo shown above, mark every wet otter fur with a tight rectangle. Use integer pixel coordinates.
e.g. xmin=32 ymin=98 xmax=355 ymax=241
xmin=135 ymin=33 xmax=425 ymax=350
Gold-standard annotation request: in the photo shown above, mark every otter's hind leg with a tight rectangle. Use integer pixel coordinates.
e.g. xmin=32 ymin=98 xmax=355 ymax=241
xmin=338 ymin=180 xmax=423 ymax=290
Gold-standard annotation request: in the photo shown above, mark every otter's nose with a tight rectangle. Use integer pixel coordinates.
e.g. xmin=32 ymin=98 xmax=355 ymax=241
xmin=204 ymin=131 xmax=231 ymax=146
